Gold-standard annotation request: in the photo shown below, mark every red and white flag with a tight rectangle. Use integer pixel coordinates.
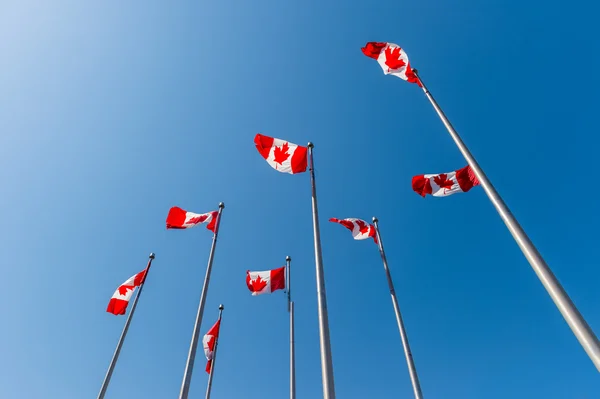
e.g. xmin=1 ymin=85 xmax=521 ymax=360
xmin=203 ymin=319 xmax=221 ymax=374
xmin=361 ymin=42 xmax=421 ymax=86
xmin=329 ymin=218 xmax=378 ymax=244
xmin=166 ymin=207 xmax=218 ymax=232
xmin=246 ymin=267 xmax=286 ymax=296
xmin=106 ymin=269 xmax=147 ymax=315
xmin=254 ymin=134 xmax=307 ymax=174
xmin=412 ymin=165 xmax=480 ymax=197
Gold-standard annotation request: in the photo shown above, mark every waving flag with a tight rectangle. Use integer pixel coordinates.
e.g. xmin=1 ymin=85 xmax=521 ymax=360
xmin=329 ymin=218 xmax=378 ymax=244
xmin=412 ymin=165 xmax=480 ymax=197
xmin=203 ymin=319 xmax=221 ymax=374
xmin=254 ymin=134 xmax=307 ymax=174
xmin=246 ymin=267 xmax=286 ymax=296
xmin=166 ymin=207 xmax=218 ymax=232
xmin=361 ymin=42 xmax=420 ymax=86
xmin=106 ymin=269 xmax=147 ymax=315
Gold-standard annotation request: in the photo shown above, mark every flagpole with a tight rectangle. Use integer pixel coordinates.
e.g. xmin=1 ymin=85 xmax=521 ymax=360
xmin=97 ymin=252 xmax=155 ymax=399
xmin=205 ymin=304 xmax=224 ymax=399
xmin=307 ymin=142 xmax=336 ymax=399
xmin=287 ymin=255 xmax=296 ymax=399
xmin=372 ymin=218 xmax=424 ymax=399
xmin=413 ymin=69 xmax=600 ymax=371
xmin=179 ymin=202 xmax=225 ymax=399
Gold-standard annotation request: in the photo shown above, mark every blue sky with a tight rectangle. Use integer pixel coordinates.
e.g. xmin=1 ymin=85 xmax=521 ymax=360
xmin=1 ymin=1 xmax=599 ymax=398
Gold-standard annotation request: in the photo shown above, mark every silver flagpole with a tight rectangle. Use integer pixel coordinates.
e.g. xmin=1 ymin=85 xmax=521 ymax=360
xmin=307 ymin=142 xmax=336 ymax=399
xmin=372 ymin=218 xmax=423 ymax=399
xmin=179 ymin=202 xmax=225 ymax=399
xmin=98 ymin=252 xmax=156 ymax=399
xmin=413 ymin=69 xmax=600 ymax=371
xmin=205 ymin=304 xmax=224 ymax=399
xmin=287 ymin=256 xmax=296 ymax=399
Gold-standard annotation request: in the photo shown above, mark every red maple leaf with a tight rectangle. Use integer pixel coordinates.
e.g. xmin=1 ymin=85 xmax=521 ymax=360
xmin=118 ymin=285 xmax=134 ymax=296
xmin=205 ymin=335 xmax=215 ymax=354
xmin=187 ymin=215 xmax=208 ymax=225
xmin=433 ymin=174 xmax=454 ymax=190
xmin=355 ymin=219 xmax=370 ymax=235
xmin=384 ymin=46 xmax=406 ymax=71
xmin=273 ymin=142 xmax=291 ymax=166
xmin=249 ymin=275 xmax=268 ymax=292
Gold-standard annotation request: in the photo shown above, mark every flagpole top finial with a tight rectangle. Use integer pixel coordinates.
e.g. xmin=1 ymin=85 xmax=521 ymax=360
xmin=307 ymin=142 xmax=314 ymax=149
xmin=412 ymin=68 xmax=419 ymax=75
xmin=219 ymin=304 xmax=224 ymax=310
xmin=372 ymin=217 xmax=378 ymax=223
xmin=149 ymin=252 xmax=156 ymax=259
xmin=286 ymin=256 xmax=291 ymax=261
xmin=219 ymin=202 xmax=225 ymax=209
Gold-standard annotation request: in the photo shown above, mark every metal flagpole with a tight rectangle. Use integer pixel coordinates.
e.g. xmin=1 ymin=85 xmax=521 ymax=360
xmin=287 ymin=256 xmax=296 ymax=399
xmin=372 ymin=218 xmax=423 ymax=399
xmin=205 ymin=304 xmax=224 ymax=399
xmin=413 ymin=69 xmax=600 ymax=371
xmin=97 ymin=252 xmax=156 ymax=399
xmin=307 ymin=142 xmax=336 ymax=399
xmin=179 ymin=202 xmax=225 ymax=399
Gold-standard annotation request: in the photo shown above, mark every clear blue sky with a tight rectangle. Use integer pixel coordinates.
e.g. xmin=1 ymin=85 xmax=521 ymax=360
xmin=1 ymin=1 xmax=599 ymax=398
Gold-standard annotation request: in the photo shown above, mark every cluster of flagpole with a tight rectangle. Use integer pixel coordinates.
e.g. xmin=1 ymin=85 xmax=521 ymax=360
xmin=179 ymin=202 xmax=225 ymax=399
xmin=96 ymin=40 xmax=600 ymax=399
xmin=412 ymin=70 xmax=600 ymax=372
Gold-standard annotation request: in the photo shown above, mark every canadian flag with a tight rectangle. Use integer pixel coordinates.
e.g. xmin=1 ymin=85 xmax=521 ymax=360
xmin=246 ymin=267 xmax=286 ymax=296
xmin=412 ymin=165 xmax=480 ymax=197
xmin=329 ymin=218 xmax=378 ymax=244
xmin=361 ymin=42 xmax=421 ymax=86
xmin=203 ymin=319 xmax=221 ymax=374
xmin=166 ymin=207 xmax=218 ymax=232
xmin=254 ymin=134 xmax=307 ymax=174
xmin=106 ymin=269 xmax=147 ymax=315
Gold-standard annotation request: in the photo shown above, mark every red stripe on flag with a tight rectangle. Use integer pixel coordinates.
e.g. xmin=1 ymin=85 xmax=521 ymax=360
xmin=133 ymin=270 xmax=147 ymax=286
xmin=455 ymin=165 xmax=479 ymax=192
xmin=254 ymin=134 xmax=274 ymax=160
xmin=405 ymin=61 xmax=422 ymax=87
xmin=290 ymin=145 xmax=308 ymax=174
xmin=329 ymin=217 xmax=354 ymax=231
xmin=166 ymin=207 xmax=187 ymax=229
xmin=106 ymin=298 xmax=128 ymax=315
xmin=206 ymin=211 xmax=218 ymax=233
xmin=270 ymin=266 xmax=286 ymax=292
xmin=411 ymin=175 xmax=432 ymax=197
xmin=361 ymin=42 xmax=386 ymax=59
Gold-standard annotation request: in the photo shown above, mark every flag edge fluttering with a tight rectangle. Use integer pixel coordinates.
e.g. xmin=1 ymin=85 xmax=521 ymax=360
xmin=361 ymin=41 xmax=422 ymax=87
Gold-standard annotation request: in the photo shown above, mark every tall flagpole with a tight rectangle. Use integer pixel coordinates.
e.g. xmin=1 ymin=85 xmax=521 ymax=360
xmin=372 ymin=218 xmax=423 ymax=399
xmin=287 ymin=255 xmax=296 ymax=399
xmin=205 ymin=304 xmax=224 ymax=399
xmin=97 ymin=252 xmax=155 ymax=399
xmin=179 ymin=202 xmax=225 ymax=399
xmin=413 ymin=69 xmax=600 ymax=371
xmin=307 ymin=142 xmax=336 ymax=399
